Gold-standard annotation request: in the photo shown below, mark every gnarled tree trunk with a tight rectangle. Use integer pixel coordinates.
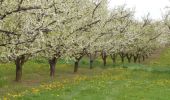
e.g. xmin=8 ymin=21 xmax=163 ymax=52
xmin=74 ymin=55 xmax=84 ymax=73
xmin=110 ymin=54 xmax=117 ymax=64
xmin=15 ymin=56 xmax=26 ymax=82
xmin=133 ymin=54 xmax=139 ymax=63
xmin=89 ymin=52 xmax=97 ymax=69
xmin=119 ymin=52 xmax=126 ymax=63
xmin=126 ymin=53 xmax=132 ymax=63
xmin=49 ymin=57 xmax=57 ymax=78
xmin=74 ymin=61 xmax=79 ymax=73
xmin=101 ymin=51 xmax=107 ymax=66
xmin=89 ymin=54 xmax=94 ymax=69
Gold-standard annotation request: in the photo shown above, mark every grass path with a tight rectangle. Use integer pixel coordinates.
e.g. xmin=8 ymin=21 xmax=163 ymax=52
xmin=143 ymin=48 xmax=165 ymax=65
xmin=143 ymin=47 xmax=170 ymax=67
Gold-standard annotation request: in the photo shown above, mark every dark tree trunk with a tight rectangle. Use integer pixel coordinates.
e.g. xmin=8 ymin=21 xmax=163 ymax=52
xmin=90 ymin=60 xmax=93 ymax=69
xmin=88 ymin=52 xmax=97 ymax=69
xmin=142 ymin=55 xmax=145 ymax=61
xmin=102 ymin=56 xmax=107 ymax=66
xmin=121 ymin=56 xmax=125 ymax=63
xmin=101 ymin=51 xmax=107 ymax=66
xmin=126 ymin=54 xmax=132 ymax=63
xmin=127 ymin=57 xmax=131 ymax=63
xmin=110 ymin=54 xmax=117 ymax=64
xmin=74 ymin=55 xmax=84 ymax=73
xmin=74 ymin=61 xmax=79 ymax=73
xmin=133 ymin=54 xmax=138 ymax=63
xmin=15 ymin=62 xmax=22 ymax=82
xmin=15 ymin=56 xmax=25 ymax=82
xmin=89 ymin=54 xmax=94 ymax=69
xmin=49 ymin=57 xmax=57 ymax=78
xmin=119 ymin=52 xmax=125 ymax=63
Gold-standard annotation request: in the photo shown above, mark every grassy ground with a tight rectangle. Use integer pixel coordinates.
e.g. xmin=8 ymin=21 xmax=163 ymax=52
xmin=20 ymin=70 xmax=170 ymax=100
xmin=146 ymin=47 xmax=170 ymax=67
xmin=1 ymin=48 xmax=170 ymax=99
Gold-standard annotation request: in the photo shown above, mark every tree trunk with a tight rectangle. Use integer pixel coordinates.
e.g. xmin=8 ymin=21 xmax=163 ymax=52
xmin=110 ymin=54 xmax=117 ymax=64
xmin=89 ymin=54 xmax=94 ymax=69
xmin=119 ymin=52 xmax=125 ymax=63
xmin=101 ymin=51 xmax=107 ymax=66
xmin=89 ymin=52 xmax=98 ymax=69
xmin=90 ymin=60 xmax=93 ymax=69
xmin=15 ymin=56 xmax=25 ymax=82
xmin=49 ymin=57 xmax=57 ymax=78
xmin=126 ymin=54 xmax=132 ymax=63
xmin=103 ymin=57 xmax=107 ymax=66
xmin=74 ymin=61 xmax=79 ymax=73
xmin=142 ymin=55 xmax=145 ymax=61
xmin=15 ymin=62 xmax=22 ymax=82
xmin=127 ymin=57 xmax=131 ymax=63
xmin=74 ymin=55 xmax=84 ymax=73
xmin=133 ymin=55 xmax=138 ymax=63
xmin=121 ymin=56 xmax=125 ymax=63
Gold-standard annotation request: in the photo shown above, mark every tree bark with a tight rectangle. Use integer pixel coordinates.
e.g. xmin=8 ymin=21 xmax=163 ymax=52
xmin=110 ymin=54 xmax=117 ymax=64
xmin=89 ymin=53 xmax=94 ymax=69
xmin=15 ymin=56 xmax=25 ymax=82
xmin=74 ymin=55 xmax=84 ymax=73
xmin=119 ymin=52 xmax=125 ymax=63
xmin=74 ymin=61 xmax=79 ymax=73
xmin=49 ymin=57 xmax=57 ymax=78
xmin=90 ymin=60 xmax=94 ymax=69
xmin=126 ymin=54 xmax=132 ymax=63
xmin=142 ymin=55 xmax=145 ymax=61
xmin=101 ymin=51 xmax=107 ymax=66
xmin=121 ymin=56 xmax=125 ymax=63
xmin=88 ymin=52 xmax=97 ymax=69
xmin=133 ymin=54 xmax=138 ymax=63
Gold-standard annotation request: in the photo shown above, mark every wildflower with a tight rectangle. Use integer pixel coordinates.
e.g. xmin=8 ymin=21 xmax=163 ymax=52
xmin=32 ymin=88 xmax=40 ymax=94
xmin=3 ymin=97 xmax=8 ymax=100
xmin=11 ymin=94 xmax=21 ymax=98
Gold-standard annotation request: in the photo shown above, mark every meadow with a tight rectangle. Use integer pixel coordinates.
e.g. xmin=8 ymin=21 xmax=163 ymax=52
xmin=1 ymin=48 xmax=170 ymax=100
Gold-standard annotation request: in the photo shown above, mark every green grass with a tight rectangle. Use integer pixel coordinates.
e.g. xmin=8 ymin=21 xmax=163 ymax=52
xmin=1 ymin=47 xmax=170 ymax=99
xmin=18 ymin=68 xmax=170 ymax=100
xmin=147 ymin=48 xmax=170 ymax=67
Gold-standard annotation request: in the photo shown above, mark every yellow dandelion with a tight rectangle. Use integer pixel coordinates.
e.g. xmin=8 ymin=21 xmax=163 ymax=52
xmin=3 ymin=97 xmax=8 ymax=100
xmin=32 ymin=88 xmax=40 ymax=94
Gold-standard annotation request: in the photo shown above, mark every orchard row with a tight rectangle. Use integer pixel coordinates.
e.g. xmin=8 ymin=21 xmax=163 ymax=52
xmin=0 ymin=0 xmax=170 ymax=82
